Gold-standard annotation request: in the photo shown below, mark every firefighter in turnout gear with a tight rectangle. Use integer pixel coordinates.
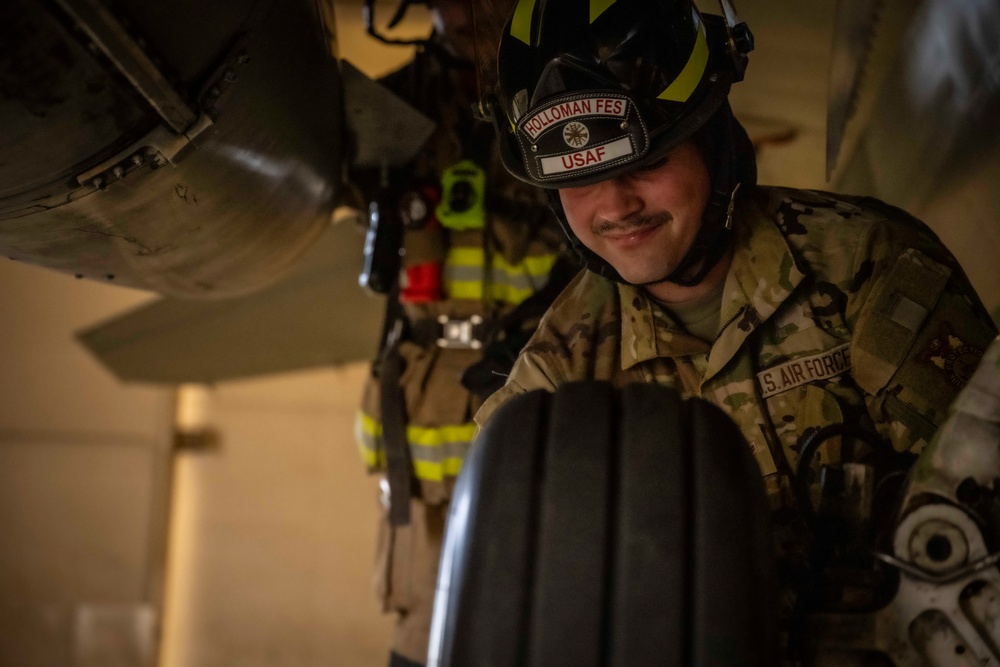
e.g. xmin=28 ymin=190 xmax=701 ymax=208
xmin=472 ymin=0 xmax=998 ymax=659
xmin=352 ymin=1 xmax=569 ymax=664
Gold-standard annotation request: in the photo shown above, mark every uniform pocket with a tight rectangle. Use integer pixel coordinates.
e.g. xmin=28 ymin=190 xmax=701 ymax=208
xmin=373 ymin=493 xmax=449 ymax=616
xmin=373 ymin=489 xmax=414 ymax=614
xmin=766 ymin=384 xmax=845 ymax=470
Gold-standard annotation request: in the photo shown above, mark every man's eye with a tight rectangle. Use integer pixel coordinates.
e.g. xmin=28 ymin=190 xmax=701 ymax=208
xmin=636 ymin=154 xmax=670 ymax=172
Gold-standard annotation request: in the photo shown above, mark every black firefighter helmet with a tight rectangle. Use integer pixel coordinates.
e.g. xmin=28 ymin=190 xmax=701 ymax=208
xmin=486 ymin=0 xmax=758 ymax=286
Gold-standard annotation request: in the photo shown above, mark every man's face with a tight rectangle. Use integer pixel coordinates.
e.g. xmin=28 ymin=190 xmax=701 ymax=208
xmin=557 ymin=140 xmax=711 ymax=286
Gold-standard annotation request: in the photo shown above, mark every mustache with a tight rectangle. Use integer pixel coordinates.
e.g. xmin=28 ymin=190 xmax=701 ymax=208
xmin=593 ymin=212 xmax=672 ymax=236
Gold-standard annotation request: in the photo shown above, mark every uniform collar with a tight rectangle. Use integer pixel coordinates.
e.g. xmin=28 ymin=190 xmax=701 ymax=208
xmin=618 ymin=197 xmax=805 ymax=378
xmin=618 ymin=285 xmax=710 ymax=367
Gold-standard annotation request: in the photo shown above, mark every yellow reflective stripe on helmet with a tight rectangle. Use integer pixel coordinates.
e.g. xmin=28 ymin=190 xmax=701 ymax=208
xmin=510 ymin=0 xmax=537 ymax=45
xmin=590 ymin=0 xmax=616 ymax=23
xmin=657 ymin=12 xmax=709 ymax=103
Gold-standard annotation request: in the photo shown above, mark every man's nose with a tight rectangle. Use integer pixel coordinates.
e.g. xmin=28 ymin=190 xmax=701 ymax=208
xmin=589 ymin=177 xmax=643 ymax=224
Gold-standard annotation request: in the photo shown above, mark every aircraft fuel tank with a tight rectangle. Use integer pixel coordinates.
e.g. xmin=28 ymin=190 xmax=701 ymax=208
xmin=0 ymin=0 xmax=343 ymax=297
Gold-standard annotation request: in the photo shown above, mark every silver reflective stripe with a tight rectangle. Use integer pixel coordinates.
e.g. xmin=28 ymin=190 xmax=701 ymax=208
xmin=445 ymin=264 xmax=542 ymax=292
xmin=412 ymin=440 xmax=472 ymax=465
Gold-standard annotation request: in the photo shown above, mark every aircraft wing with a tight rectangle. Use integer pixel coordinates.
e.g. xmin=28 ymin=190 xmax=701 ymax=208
xmin=76 ymin=218 xmax=384 ymax=384
xmin=825 ymin=0 xmax=881 ymax=179
xmin=827 ymin=0 xmax=1000 ymax=209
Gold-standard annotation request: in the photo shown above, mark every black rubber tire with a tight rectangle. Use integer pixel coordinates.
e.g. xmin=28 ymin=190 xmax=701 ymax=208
xmin=431 ymin=381 xmax=777 ymax=667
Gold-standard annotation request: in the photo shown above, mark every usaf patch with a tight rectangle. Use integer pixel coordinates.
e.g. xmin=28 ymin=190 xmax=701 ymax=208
xmin=920 ymin=325 xmax=983 ymax=389
xmin=539 ymin=137 xmax=635 ymax=176
xmin=757 ymin=344 xmax=852 ymax=398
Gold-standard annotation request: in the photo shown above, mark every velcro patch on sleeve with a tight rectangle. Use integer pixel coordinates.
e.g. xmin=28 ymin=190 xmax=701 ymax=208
xmin=756 ymin=343 xmax=851 ymax=398
xmin=851 ymin=248 xmax=951 ymax=395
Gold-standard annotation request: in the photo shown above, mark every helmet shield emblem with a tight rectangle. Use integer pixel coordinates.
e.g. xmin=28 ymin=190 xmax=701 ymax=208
xmin=562 ymin=121 xmax=589 ymax=148
xmin=515 ymin=91 xmax=650 ymax=185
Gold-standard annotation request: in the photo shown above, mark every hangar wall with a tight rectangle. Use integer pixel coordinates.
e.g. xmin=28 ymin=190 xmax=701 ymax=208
xmin=0 ymin=3 xmax=428 ymax=666
xmin=0 ymin=261 xmax=172 ymax=667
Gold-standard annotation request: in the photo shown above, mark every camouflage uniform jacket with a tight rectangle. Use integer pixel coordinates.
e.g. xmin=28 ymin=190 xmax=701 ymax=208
xmin=477 ymin=185 xmax=996 ymax=543
xmin=354 ymin=45 xmax=564 ymax=664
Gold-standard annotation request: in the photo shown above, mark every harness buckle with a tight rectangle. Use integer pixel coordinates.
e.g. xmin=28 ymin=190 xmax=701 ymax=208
xmin=436 ymin=314 xmax=484 ymax=349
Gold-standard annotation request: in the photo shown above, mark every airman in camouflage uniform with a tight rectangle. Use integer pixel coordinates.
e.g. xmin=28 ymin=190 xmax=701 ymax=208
xmin=477 ymin=186 xmax=996 ymax=469
xmin=352 ymin=3 xmax=565 ymax=665
xmin=477 ymin=188 xmax=997 ymax=615
xmin=476 ymin=0 xmax=999 ymax=645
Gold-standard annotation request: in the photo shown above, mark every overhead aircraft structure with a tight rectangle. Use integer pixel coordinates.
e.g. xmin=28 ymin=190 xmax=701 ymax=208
xmin=2 ymin=0 xmax=998 ymax=383
xmin=3 ymin=0 xmax=344 ymax=297
xmin=1 ymin=0 xmax=431 ymax=299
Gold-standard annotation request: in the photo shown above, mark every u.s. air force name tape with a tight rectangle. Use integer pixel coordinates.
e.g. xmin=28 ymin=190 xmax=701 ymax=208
xmin=756 ymin=343 xmax=851 ymax=398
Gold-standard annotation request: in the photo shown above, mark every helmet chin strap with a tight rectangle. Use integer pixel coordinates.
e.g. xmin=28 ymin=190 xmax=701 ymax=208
xmin=658 ymin=182 xmax=739 ymax=287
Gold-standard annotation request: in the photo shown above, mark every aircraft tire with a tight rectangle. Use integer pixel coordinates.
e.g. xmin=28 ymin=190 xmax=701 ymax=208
xmin=431 ymin=381 xmax=777 ymax=667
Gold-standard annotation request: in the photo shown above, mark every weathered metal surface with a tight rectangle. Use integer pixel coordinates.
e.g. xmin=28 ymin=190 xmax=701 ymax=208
xmin=0 ymin=0 xmax=343 ymax=297
xmin=53 ymin=0 xmax=199 ymax=133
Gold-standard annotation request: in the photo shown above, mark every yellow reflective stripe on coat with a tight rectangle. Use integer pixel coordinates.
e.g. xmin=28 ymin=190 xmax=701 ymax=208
xmin=355 ymin=412 xmax=386 ymax=468
xmin=445 ymin=247 xmax=557 ymax=305
xmin=657 ymin=11 xmax=709 ymax=103
xmin=510 ymin=0 xmax=537 ymax=45
xmin=355 ymin=411 xmax=477 ymax=482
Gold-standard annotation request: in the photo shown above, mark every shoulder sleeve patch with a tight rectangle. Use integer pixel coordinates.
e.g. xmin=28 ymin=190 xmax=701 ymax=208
xmin=852 ymin=248 xmax=951 ymax=394
xmin=918 ymin=324 xmax=985 ymax=390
